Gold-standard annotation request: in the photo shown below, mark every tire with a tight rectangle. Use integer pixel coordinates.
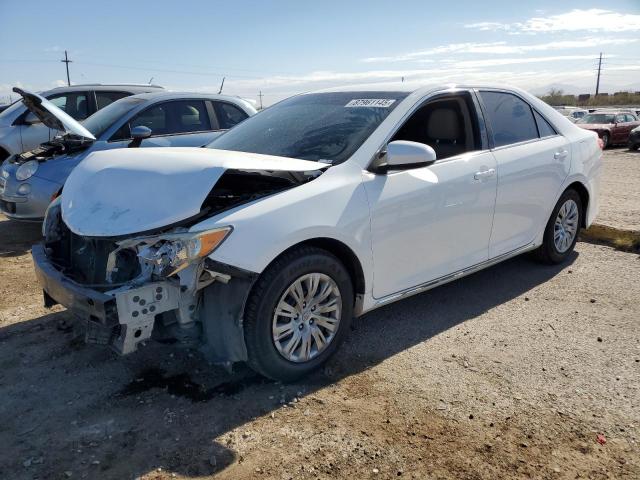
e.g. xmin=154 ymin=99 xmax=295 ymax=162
xmin=629 ymin=143 xmax=639 ymax=151
xmin=243 ymin=246 xmax=354 ymax=382
xmin=534 ymin=189 xmax=583 ymax=264
xmin=601 ymin=132 xmax=610 ymax=149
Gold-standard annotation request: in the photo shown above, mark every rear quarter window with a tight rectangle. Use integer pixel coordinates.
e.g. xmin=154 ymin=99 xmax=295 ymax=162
xmin=480 ymin=91 xmax=538 ymax=148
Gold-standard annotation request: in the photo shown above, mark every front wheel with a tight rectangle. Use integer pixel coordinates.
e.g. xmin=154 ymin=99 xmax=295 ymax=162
xmin=534 ymin=189 xmax=583 ymax=264
xmin=601 ymin=132 xmax=610 ymax=149
xmin=243 ymin=246 xmax=354 ymax=382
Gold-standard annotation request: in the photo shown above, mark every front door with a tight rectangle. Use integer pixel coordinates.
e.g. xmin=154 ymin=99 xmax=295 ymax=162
xmin=363 ymin=91 xmax=497 ymax=299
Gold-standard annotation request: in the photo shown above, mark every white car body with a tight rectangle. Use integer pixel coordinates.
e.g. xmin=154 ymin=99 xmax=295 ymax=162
xmin=35 ymin=83 xmax=602 ymax=378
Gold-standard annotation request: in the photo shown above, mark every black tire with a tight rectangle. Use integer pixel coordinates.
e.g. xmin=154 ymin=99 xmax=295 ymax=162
xmin=243 ymin=246 xmax=354 ymax=382
xmin=534 ymin=189 xmax=583 ymax=264
xmin=601 ymin=132 xmax=610 ymax=149
xmin=629 ymin=143 xmax=639 ymax=151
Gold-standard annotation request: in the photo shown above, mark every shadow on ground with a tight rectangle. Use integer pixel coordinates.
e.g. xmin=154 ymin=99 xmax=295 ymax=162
xmin=0 ymin=214 xmax=41 ymax=257
xmin=0 ymin=246 xmax=575 ymax=479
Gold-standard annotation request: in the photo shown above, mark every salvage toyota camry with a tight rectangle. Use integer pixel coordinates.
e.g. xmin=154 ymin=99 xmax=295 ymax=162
xmin=34 ymin=84 xmax=602 ymax=381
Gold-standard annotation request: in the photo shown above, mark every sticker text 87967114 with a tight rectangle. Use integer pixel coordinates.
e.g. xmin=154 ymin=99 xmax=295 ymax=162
xmin=345 ymin=99 xmax=396 ymax=108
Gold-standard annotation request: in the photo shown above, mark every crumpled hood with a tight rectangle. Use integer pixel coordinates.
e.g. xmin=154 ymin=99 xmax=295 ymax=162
xmin=61 ymin=147 xmax=326 ymax=237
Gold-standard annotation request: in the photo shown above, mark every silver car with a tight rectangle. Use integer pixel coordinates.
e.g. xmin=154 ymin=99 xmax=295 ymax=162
xmin=0 ymin=90 xmax=256 ymax=220
xmin=0 ymin=83 xmax=164 ymax=161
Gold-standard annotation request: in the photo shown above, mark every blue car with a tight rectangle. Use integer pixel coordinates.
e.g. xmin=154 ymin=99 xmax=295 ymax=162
xmin=0 ymin=89 xmax=256 ymax=221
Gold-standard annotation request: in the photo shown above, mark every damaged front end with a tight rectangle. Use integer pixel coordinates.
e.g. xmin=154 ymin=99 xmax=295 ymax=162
xmin=35 ymin=157 xmax=324 ymax=362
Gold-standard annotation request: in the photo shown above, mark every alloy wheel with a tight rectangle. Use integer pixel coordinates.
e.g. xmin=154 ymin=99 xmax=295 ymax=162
xmin=272 ymin=273 xmax=342 ymax=363
xmin=554 ymin=199 xmax=579 ymax=253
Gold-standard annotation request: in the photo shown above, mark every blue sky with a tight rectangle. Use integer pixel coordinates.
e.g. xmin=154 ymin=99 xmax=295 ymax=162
xmin=0 ymin=0 xmax=639 ymax=105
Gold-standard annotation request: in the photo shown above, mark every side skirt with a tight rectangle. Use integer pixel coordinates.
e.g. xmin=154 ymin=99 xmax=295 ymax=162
xmin=362 ymin=242 xmax=537 ymax=314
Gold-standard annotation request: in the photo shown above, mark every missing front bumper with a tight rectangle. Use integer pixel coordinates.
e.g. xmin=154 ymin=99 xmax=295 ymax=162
xmin=33 ymin=244 xmax=181 ymax=354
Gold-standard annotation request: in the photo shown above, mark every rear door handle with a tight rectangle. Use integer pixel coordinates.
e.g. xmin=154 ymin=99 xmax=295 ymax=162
xmin=474 ymin=168 xmax=496 ymax=180
xmin=554 ymin=150 xmax=568 ymax=160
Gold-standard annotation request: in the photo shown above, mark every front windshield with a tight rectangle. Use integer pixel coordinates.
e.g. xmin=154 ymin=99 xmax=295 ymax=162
xmin=577 ymin=113 xmax=615 ymax=124
xmin=81 ymin=97 xmax=146 ymax=138
xmin=207 ymin=91 xmax=408 ymax=164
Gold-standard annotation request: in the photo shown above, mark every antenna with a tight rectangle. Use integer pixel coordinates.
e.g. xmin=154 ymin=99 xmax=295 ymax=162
xmin=218 ymin=77 xmax=225 ymax=94
xmin=148 ymin=77 xmax=154 ymax=84
xmin=61 ymin=50 xmax=72 ymax=86
xmin=258 ymin=90 xmax=263 ymax=110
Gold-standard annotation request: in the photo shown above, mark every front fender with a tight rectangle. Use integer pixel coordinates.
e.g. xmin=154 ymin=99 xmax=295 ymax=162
xmin=192 ymin=163 xmax=374 ymax=292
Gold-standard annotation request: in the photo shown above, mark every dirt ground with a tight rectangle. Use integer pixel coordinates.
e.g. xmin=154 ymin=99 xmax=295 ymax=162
xmin=1 ymin=149 xmax=639 ymax=479
xmin=598 ymin=148 xmax=640 ymax=232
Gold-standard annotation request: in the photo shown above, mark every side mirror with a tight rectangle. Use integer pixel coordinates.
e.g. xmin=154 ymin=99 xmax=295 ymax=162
xmin=23 ymin=111 xmax=42 ymax=125
xmin=128 ymin=125 xmax=152 ymax=148
xmin=371 ymin=140 xmax=437 ymax=173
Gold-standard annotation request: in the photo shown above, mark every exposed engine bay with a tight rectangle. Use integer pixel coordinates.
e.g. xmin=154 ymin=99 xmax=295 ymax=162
xmin=10 ymin=136 xmax=92 ymax=164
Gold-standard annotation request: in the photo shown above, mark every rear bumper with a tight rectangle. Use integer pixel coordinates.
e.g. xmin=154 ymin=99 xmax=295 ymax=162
xmin=32 ymin=244 xmax=181 ymax=354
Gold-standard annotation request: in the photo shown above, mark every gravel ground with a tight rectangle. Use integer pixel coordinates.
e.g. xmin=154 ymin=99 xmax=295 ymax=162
xmin=0 ymin=148 xmax=639 ymax=479
xmin=597 ymin=147 xmax=640 ymax=232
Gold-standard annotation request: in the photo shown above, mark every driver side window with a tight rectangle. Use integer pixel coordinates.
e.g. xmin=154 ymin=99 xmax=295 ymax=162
xmin=390 ymin=93 xmax=481 ymax=160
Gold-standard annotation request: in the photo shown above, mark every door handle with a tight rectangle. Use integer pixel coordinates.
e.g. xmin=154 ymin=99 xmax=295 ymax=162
xmin=474 ymin=168 xmax=496 ymax=180
xmin=554 ymin=150 xmax=568 ymax=160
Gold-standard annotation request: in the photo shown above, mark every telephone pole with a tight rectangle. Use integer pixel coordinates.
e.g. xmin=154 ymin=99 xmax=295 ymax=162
xmin=595 ymin=52 xmax=602 ymax=96
xmin=258 ymin=90 xmax=263 ymax=110
xmin=61 ymin=50 xmax=72 ymax=86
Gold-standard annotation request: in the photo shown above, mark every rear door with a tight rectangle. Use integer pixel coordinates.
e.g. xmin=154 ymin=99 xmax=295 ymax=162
xmin=478 ymin=90 xmax=571 ymax=258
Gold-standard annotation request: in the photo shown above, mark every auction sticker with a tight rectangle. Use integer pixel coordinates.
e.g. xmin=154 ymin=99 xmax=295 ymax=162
xmin=345 ymin=99 xmax=396 ymax=107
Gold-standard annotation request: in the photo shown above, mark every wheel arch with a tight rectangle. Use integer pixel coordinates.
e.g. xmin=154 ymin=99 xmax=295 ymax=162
xmin=565 ymin=181 xmax=590 ymax=228
xmin=274 ymin=237 xmax=366 ymax=299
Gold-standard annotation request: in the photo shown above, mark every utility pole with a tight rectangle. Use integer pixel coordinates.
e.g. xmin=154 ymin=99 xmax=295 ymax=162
xmin=595 ymin=52 xmax=602 ymax=96
xmin=218 ymin=77 xmax=225 ymax=94
xmin=258 ymin=90 xmax=263 ymax=110
xmin=61 ymin=50 xmax=72 ymax=86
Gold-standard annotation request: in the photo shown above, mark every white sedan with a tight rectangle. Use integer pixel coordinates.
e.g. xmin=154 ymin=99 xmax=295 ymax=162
xmin=35 ymin=84 xmax=602 ymax=382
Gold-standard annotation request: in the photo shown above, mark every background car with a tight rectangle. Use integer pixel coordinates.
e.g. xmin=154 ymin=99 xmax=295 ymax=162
xmin=0 ymin=83 xmax=164 ymax=161
xmin=575 ymin=110 xmax=640 ymax=147
xmin=0 ymin=90 xmax=256 ymax=220
xmin=629 ymin=125 xmax=640 ymax=150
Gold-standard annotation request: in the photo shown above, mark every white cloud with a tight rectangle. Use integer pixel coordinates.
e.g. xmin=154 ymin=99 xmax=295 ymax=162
xmin=466 ymin=9 xmax=640 ymax=33
xmin=361 ymin=38 xmax=637 ymax=63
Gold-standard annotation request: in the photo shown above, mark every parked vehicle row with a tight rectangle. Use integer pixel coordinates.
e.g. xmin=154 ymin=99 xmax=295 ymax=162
xmin=0 ymin=84 xmax=164 ymax=161
xmin=29 ymin=83 xmax=602 ymax=382
xmin=575 ymin=109 xmax=640 ymax=148
xmin=0 ymin=90 xmax=256 ymax=220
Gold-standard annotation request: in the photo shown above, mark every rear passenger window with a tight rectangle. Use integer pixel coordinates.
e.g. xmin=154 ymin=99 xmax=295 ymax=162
xmin=480 ymin=91 xmax=538 ymax=148
xmin=533 ymin=111 xmax=556 ymax=138
xmin=214 ymin=102 xmax=248 ymax=129
xmin=171 ymin=100 xmax=211 ymax=133
xmin=49 ymin=92 xmax=90 ymax=120
xmin=96 ymin=91 xmax=130 ymax=110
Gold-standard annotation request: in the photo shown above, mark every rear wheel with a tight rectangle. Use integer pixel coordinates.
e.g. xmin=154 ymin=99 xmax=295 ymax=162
xmin=243 ymin=246 xmax=353 ymax=382
xmin=601 ymin=132 xmax=610 ymax=149
xmin=534 ymin=189 xmax=583 ymax=264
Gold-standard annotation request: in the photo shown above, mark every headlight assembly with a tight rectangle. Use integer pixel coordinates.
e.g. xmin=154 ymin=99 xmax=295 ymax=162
xmin=113 ymin=227 xmax=232 ymax=278
xmin=16 ymin=160 xmax=39 ymax=180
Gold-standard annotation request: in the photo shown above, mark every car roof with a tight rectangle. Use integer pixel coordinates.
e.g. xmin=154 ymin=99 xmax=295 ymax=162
xmin=43 ymin=84 xmax=164 ymax=94
xmin=126 ymin=91 xmax=253 ymax=104
xmin=310 ymin=82 xmax=537 ymax=96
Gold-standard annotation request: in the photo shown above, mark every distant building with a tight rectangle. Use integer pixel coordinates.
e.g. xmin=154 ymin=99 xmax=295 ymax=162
xmin=578 ymin=94 xmax=591 ymax=101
